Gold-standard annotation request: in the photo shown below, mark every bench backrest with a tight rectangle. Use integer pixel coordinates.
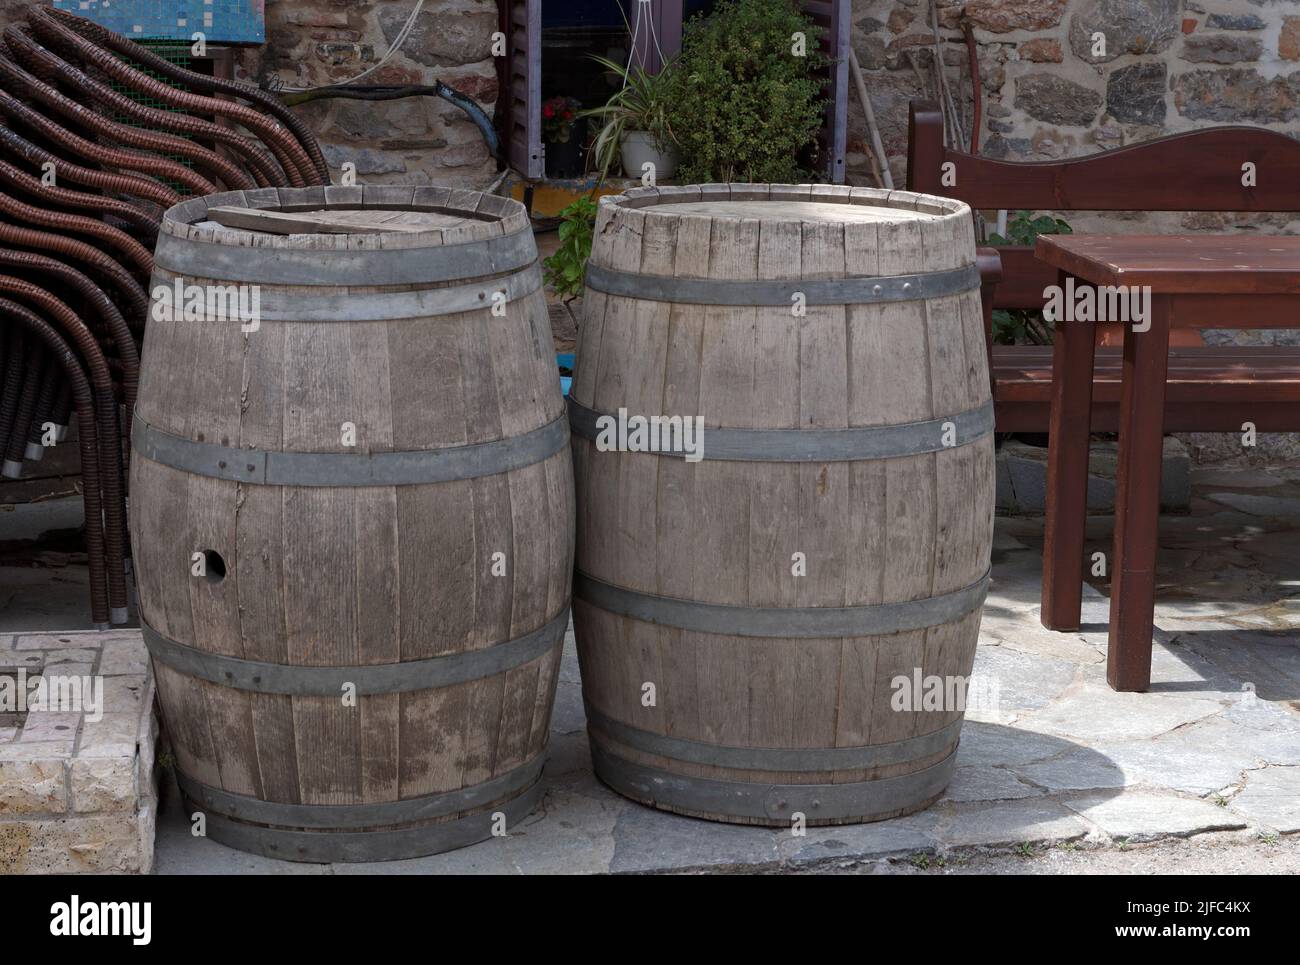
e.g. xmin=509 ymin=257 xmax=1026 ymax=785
xmin=905 ymin=100 xmax=1300 ymax=309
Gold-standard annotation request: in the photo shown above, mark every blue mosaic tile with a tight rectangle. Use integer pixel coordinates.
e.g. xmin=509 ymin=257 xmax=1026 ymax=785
xmin=53 ymin=1 xmax=265 ymax=45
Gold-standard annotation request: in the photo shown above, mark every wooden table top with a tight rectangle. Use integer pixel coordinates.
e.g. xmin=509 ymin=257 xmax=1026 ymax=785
xmin=1035 ymin=234 xmax=1300 ymax=293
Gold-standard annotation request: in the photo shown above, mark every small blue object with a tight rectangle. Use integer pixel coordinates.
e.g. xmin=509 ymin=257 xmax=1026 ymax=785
xmin=54 ymin=0 xmax=266 ymax=45
xmin=556 ymin=353 xmax=575 ymax=398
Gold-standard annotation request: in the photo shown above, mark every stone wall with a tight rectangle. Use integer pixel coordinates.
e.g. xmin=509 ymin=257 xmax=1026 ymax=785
xmin=848 ymin=0 xmax=1300 ymax=464
xmin=242 ymin=0 xmax=499 ymax=187
xmin=0 ymin=0 xmax=500 ymax=187
xmin=848 ymin=0 xmax=1300 ymax=192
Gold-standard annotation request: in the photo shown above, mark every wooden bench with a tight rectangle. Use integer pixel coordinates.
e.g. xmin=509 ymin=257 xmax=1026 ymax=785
xmin=905 ymin=100 xmax=1300 ymax=433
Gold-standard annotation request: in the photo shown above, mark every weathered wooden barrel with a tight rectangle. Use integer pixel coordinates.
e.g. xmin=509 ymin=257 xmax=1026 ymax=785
xmin=570 ymin=184 xmax=993 ymax=826
xmin=130 ymin=186 xmax=574 ymax=861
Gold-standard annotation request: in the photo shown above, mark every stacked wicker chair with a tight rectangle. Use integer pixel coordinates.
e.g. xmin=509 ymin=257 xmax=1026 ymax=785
xmin=0 ymin=6 xmax=327 ymax=627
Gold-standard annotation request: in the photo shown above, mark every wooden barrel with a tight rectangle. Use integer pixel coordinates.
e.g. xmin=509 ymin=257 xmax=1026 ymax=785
xmin=570 ymin=184 xmax=993 ymax=826
xmin=130 ymin=186 xmax=574 ymax=861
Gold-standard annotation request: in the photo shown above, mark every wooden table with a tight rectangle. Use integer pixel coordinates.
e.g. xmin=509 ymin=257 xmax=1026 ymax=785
xmin=1035 ymin=234 xmax=1300 ymax=691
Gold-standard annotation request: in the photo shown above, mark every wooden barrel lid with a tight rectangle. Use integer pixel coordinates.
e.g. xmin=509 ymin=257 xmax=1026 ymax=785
xmin=653 ymin=200 xmax=933 ymax=223
xmin=153 ymin=185 xmax=537 ymax=287
xmin=590 ymin=183 xmax=975 ymax=280
xmin=159 ymin=185 xmax=531 ymax=251
xmin=600 ymin=183 xmax=968 ymax=221
xmin=196 ymin=206 xmax=490 ymax=236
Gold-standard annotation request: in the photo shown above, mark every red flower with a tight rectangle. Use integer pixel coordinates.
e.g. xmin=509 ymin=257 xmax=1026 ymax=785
xmin=543 ymin=103 xmax=555 ymax=118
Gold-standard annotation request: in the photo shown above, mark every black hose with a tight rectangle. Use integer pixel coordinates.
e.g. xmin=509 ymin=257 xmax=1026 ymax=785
xmin=24 ymin=358 xmax=60 ymax=463
xmin=281 ymin=82 xmax=503 ymax=163
xmin=3 ymin=339 xmax=43 ymax=477
xmin=0 ymin=298 xmax=110 ymax=626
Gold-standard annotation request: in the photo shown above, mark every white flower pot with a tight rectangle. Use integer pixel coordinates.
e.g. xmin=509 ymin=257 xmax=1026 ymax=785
xmin=620 ymin=131 xmax=679 ymax=180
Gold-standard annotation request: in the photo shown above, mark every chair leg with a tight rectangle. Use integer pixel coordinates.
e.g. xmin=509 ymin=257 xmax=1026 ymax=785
xmin=976 ymin=248 xmax=1002 ymax=397
xmin=1042 ymin=271 xmax=1095 ymax=631
xmin=1107 ymin=294 xmax=1172 ymax=692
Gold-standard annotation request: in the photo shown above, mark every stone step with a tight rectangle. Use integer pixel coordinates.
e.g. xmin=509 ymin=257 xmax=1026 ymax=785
xmin=996 ymin=436 xmax=1190 ymax=515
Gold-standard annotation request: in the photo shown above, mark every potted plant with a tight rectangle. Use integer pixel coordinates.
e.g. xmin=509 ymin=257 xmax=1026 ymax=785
xmin=542 ymin=95 xmax=585 ymax=178
xmin=581 ymin=54 xmax=678 ymax=180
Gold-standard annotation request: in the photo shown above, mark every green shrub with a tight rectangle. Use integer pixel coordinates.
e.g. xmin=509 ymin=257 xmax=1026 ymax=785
xmin=988 ymin=211 xmax=1073 ymax=345
xmin=542 ymin=196 xmax=597 ymax=301
xmin=986 ymin=210 xmax=1073 ymax=247
xmin=665 ymin=0 xmax=828 ymax=184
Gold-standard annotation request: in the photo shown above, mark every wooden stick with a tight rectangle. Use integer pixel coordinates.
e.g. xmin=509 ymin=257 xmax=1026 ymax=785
xmin=860 ymin=139 xmax=885 ymax=189
xmin=207 ymin=206 xmax=437 ymax=235
xmin=962 ymin=20 xmax=982 ymax=154
xmin=855 ymin=138 xmax=884 ymax=188
xmin=848 ymin=47 xmax=894 ymax=189
xmin=904 ymin=48 xmax=951 ymax=149
xmin=929 ymin=0 xmax=966 ymax=150
xmin=903 ymin=48 xmax=947 ymax=153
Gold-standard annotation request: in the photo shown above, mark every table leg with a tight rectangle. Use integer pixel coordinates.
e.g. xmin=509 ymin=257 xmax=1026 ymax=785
xmin=1108 ymin=293 xmax=1172 ymax=692
xmin=1042 ymin=271 xmax=1095 ymax=631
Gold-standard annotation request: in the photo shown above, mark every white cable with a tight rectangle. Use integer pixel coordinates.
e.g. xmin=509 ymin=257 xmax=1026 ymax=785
xmin=623 ymin=1 xmax=640 ymax=87
xmin=625 ymin=0 xmax=666 ymax=81
xmin=276 ymin=0 xmax=427 ymax=93
xmin=642 ymin=0 xmax=667 ymax=72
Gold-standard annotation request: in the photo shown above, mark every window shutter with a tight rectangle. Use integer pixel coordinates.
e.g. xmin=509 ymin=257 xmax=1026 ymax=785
xmin=799 ymin=0 xmax=850 ymax=183
xmin=504 ymin=0 xmax=543 ymax=180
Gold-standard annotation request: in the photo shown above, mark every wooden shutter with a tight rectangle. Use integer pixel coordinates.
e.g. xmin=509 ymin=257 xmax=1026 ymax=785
xmin=503 ymin=0 xmax=543 ymax=180
xmin=799 ymin=0 xmax=850 ymax=183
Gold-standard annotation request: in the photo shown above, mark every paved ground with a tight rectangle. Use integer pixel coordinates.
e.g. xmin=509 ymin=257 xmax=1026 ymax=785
xmin=4 ymin=467 xmax=1299 ymax=874
xmin=821 ymin=833 xmax=1300 ymax=875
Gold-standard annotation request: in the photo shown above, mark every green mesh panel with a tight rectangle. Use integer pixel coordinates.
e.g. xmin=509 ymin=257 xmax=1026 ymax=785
xmin=107 ymin=43 xmax=207 ymax=196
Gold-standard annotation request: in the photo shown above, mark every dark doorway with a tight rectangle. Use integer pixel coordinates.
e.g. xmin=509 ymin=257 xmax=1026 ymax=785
xmin=542 ymin=2 xmax=629 ymax=107
xmin=541 ymin=2 xmax=630 ymax=176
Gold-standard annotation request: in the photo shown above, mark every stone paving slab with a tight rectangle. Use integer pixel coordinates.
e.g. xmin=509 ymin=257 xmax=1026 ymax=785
xmin=969 ymin=644 xmax=1079 ymax=718
xmin=997 ymin=437 xmax=1190 ymax=514
xmin=930 ymin=799 xmax=1090 ymax=849
xmin=941 ymin=765 xmax=1045 ymax=803
xmin=1014 ymin=680 xmax=1223 ymax=743
xmin=1063 ymin=791 xmax=1247 ymax=842
xmin=1013 ymin=750 xmax=1131 ymax=793
xmin=1227 ymin=767 xmax=1300 ymax=833
xmin=1205 ymin=492 xmax=1300 ymax=517
xmin=606 ymin=793 xmax=779 ymax=874
xmin=775 ymin=813 xmax=939 ymax=865
xmin=952 ymin=721 xmax=1071 ymax=768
